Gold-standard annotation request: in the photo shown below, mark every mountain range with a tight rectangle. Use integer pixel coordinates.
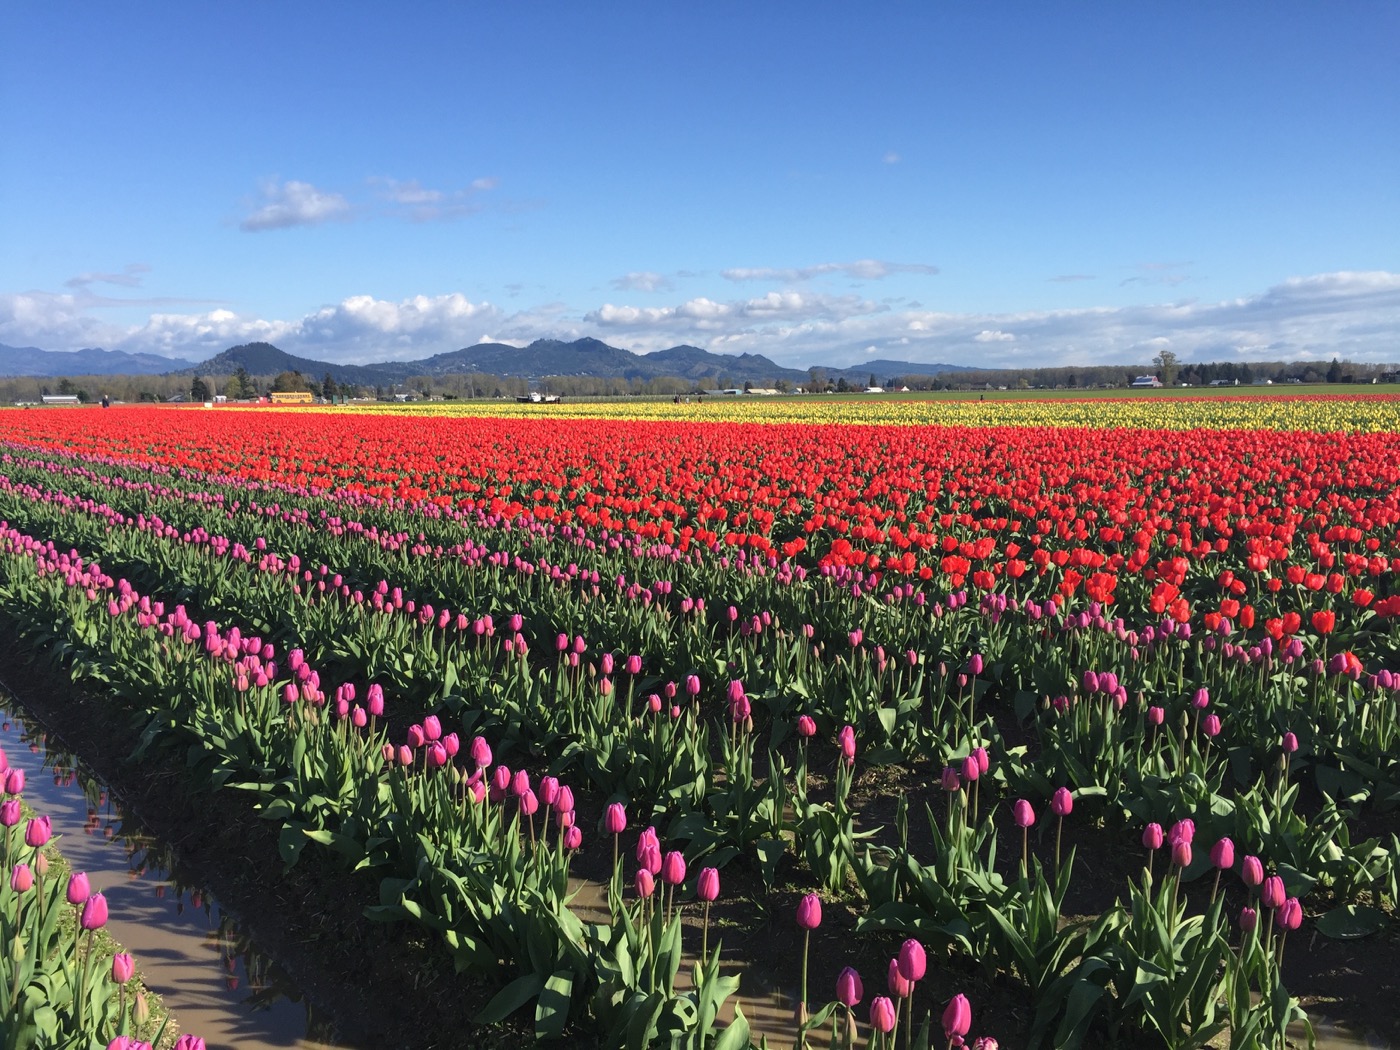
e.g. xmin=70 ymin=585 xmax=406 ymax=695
xmin=0 ymin=338 xmax=974 ymax=385
xmin=0 ymin=344 xmax=197 ymax=377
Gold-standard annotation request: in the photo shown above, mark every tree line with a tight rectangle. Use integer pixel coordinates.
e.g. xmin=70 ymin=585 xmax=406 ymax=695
xmin=2 ymin=356 xmax=1395 ymax=405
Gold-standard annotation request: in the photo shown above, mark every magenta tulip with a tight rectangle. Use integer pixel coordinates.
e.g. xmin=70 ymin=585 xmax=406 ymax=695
xmin=605 ymin=803 xmax=627 ymax=835
xmin=81 ymin=892 xmax=109 ymax=930
xmin=1142 ymin=823 xmax=1163 ymax=850
xmin=1262 ymin=875 xmax=1286 ymax=910
xmin=870 ymin=996 xmax=897 ymax=1033
xmin=897 ymin=938 xmax=926 ymax=982
xmin=796 ymin=893 xmax=822 ymax=930
xmin=25 ymin=816 xmax=51 ymax=848
xmin=112 ymin=953 xmax=135 ymax=984
xmin=1051 ymin=788 xmax=1073 ymax=816
xmin=1210 ymin=838 xmax=1235 ymax=870
xmin=837 ymin=966 xmax=863 ymax=1007
xmin=697 ymin=867 xmax=720 ymax=902
xmin=661 ymin=850 xmax=687 ymax=886
xmin=943 ymin=994 xmax=972 ymax=1039
xmin=1241 ymin=855 xmax=1264 ymax=887
xmin=887 ymin=957 xmax=912 ymax=999
xmin=1013 ymin=799 xmax=1035 ymax=828
xmin=67 ymin=872 xmax=91 ymax=905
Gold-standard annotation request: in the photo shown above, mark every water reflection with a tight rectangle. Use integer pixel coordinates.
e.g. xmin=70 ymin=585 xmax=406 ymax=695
xmin=0 ymin=703 xmax=343 ymax=1050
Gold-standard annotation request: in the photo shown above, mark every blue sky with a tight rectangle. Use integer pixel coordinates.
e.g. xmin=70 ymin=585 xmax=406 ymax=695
xmin=2 ymin=4 xmax=1397 ymax=369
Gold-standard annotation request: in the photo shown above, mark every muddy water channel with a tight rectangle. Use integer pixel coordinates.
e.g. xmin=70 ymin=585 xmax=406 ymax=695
xmin=0 ymin=690 xmax=1388 ymax=1050
xmin=0 ymin=701 xmax=344 ymax=1050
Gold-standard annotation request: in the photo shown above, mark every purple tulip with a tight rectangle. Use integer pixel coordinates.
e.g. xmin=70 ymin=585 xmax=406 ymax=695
xmin=1013 ymin=799 xmax=1035 ymax=828
xmin=1142 ymin=823 xmax=1164 ymax=850
xmin=112 ymin=953 xmax=135 ymax=984
xmin=605 ymin=803 xmax=627 ymax=835
xmin=81 ymin=892 xmax=109 ymax=930
xmin=697 ymin=867 xmax=720 ymax=902
xmin=897 ymin=939 xmax=927 ymax=982
xmin=661 ymin=850 xmax=687 ymax=887
xmin=1051 ymin=788 xmax=1073 ymax=816
xmin=1210 ymin=837 xmax=1235 ymax=871
xmin=1241 ymin=855 xmax=1264 ymax=887
xmin=1262 ymin=875 xmax=1286 ymax=909
xmin=796 ymin=893 xmax=822 ymax=930
xmin=943 ymin=994 xmax=972 ymax=1040
xmin=836 ymin=966 xmax=863 ymax=1007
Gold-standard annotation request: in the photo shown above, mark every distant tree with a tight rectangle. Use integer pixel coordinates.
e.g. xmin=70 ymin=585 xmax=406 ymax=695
xmin=322 ymin=372 xmax=338 ymax=401
xmin=743 ymin=380 xmax=753 ymax=392
xmin=190 ymin=376 xmax=211 ymax=401
xmin=1153 ymin=349 xmax=1180 ymax=386
xmin=774 ymin=378 xmax=790 ymax=393
xmin=808 ymin=367 xmax=827 ymax=391
xmin=1327 ymin=358 xmax=1344 ymax=384
xmin=869 ymin=373 xmax=879 ymax=389
xmin=836 ymin=377 xmax=850 ymax=392
xmin=271 ymin=370 xmax=310 ymax=393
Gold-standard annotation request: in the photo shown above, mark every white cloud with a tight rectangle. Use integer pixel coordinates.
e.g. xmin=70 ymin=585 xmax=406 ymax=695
xmin=883 ymin=151 xmax=901 ymax=165
xmin=721 ymin=259 xmax=939 ymax=283
xmin=240 ymin=180 xmax=352 ymax=232
xmin=4 ymin=271 xmax=1398 ymax=372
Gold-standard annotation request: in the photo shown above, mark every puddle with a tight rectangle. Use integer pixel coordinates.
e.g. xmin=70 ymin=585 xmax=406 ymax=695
xmin=0 ymin=702 xmax=345 ymax=1050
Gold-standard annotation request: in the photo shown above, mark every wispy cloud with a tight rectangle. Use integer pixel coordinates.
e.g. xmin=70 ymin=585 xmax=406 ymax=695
xmin=1122 ymin=261 xmax=1193 ymax=288
xmin=240 ymin=179 xmax=352 ymax=232
xmin=721 ymin=260 xmax=939 ymax=283
xmin=883 ymin=151 xmax=901 ymax=165
xmin=65 ymin=263 xmax=151 ymax=290
xmin=370 ymin=175 xmax=499 ymax=222
xmin=1048 ymin=274 xmax=1096 ymax=283
xmin=610 ymin=272 xmax=674 ymax=293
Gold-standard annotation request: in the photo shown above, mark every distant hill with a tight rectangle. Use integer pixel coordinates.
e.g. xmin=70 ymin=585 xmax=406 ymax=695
xmin=4 ymin=337 xmax=977 ymax=386
xmin=0 ymin=344 xmax=195 ymax=377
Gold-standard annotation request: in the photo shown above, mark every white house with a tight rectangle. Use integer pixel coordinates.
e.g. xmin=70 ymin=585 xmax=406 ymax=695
xmin=1130 ymin=375 xmax=1162 ymax=388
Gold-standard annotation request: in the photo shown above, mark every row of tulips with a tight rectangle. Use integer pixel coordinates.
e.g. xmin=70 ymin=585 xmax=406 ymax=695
xmin=0 ymin=507 xmax=1338 ymax=1047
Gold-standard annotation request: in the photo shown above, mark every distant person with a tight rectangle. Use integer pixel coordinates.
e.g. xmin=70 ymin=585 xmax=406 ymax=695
xmin=100 ymin=394 xmax=110 ymax=409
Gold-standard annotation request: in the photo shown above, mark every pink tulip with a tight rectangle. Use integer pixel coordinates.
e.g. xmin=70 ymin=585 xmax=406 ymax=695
xmin=961 ymin=755 xmax=980 ymax=782
xmin=635 ymin=869 xmax=655 ymax=898
xmin=25 ymin=815 xmax=51 ymax=848
xmin=796 ymin=893 xmax=822 ymax=930
xmin=837 ymin=966 xmax=863 ymax=1007
xmin=112 ymin=952 xmax=135 ymax=984
xmin=837 ymin=725 xmax=856 ymax=764
xmin=943 ymin=994 xmax=972 ymax=1040
xmin=563 ymin=826 xmax=582 ymax=850
xmin=173 ymin=1037 xmax=207 ymax=1050
xmin=0 ymin=800 xmax=20 ymax=826
xmin=796 ymin=715 xmax=817 ymax=738
xmin=897 ymin=939 xmax=926 ymax=982
xmin=887 ymin=957 xmax=913 ymax=998
xmin=941 ymin=766 xmax=961 ymax=792
xmin=10 ymin=864 xmax=32 ymax=893
xmin=1282 ymin=731 xmax=1299 ymax=753
xmin=1013 ymin=799 xmax=1035 ymax=828
xmin=1276 ymin=897 xmax=1303 ymax=930
xmin=1239 ymin=906 xmax=1258 ymax=932
xmin=870 ymin=996 xmax=897 ymax=1033
xmin=1243 ymin=856 xmax=1265 ymax=890
xmin=605 ymin=803 xmax=627 ymax=835
xmin=1168 ymin=819 xmax=1194 ymax=846
xmin=67 ymin=872 xmax=91 ymax=905
xmin=81 ymin=892 xmax=109 ymax=930
xmin=1142 ymin=823 xmax=1163 ymax=850
xmin=1051 ymin=788 xmax=1073 ymax=816
xmin=639 ymin=843 xmax=662 ymax=875
xmin=1262 ymin=875 xmax=1286 ymax=909
xmin=1210 ymin=838 xmax=1235 ymax=871
xmin=1172 ymin=841 xmax=1192 ymax=868
xmin=661 ymin=851 xmax=687 ymax=886
xmin=697 ymin=867 xmax=720 ymax=902
xmin=625 ymin=655 xmax=642 ymax=675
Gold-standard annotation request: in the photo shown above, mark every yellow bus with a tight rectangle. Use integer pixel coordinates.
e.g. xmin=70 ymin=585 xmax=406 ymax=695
xmin=268 ymin=391 xmax=314 ymax=404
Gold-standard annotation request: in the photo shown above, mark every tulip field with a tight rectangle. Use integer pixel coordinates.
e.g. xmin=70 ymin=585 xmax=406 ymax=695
xmin=0 ymin=394 xmax=1399 ymax=1049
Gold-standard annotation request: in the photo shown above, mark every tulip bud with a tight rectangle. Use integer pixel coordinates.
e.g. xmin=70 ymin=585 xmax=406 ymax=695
xmin=1051 ymin=787 xmax=1073 ymax=816
xmin=1262 ymin=875 xmax=1286 ymax=910
xmin=562 ymin=826 xmax=582 ymax=850
xmin=635 ymin=868 xmax=655 ymax=898
xmin=10 ymin=864 xmax=32 ymax=893
xmin=173 ymin=1036 xmax=207 ymax=1050
xmin=1277 ymin=897 xmax=1303 ymax=931
xmin=25 ymin=815 xmax=52 ymax=848
xmin=796 ymin=715 xmax=817 ymax=738
xmin=661 ymin=851 xmax=687 ymax=887
xmin=837 ymin=725 xmax=856 ymax=765
xmin=1172 ymin=841 xmax=1192 ymax=868
xmin=1142 ymin=823 xmax=1164 ymax=850
xmin=1282 ymin=731 xmax=1299 ymax=753
xmin=1239 ymin=905 xmax=1258 ymax=932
